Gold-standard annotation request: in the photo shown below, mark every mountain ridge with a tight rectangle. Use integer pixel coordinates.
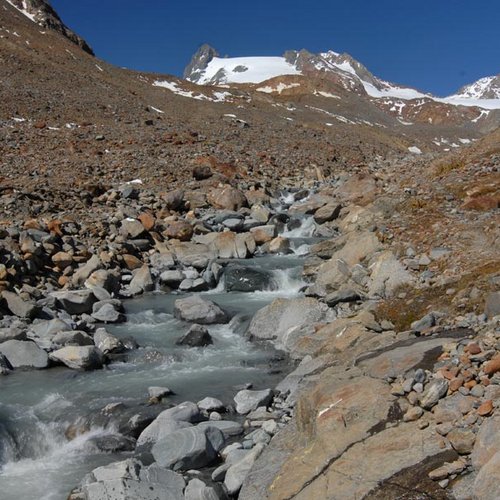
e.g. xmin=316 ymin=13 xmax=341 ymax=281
xmin=184 ymin=44 xmax=500 ymax=109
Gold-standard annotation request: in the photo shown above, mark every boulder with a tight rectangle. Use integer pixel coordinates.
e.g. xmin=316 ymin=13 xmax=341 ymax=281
xmin=174 ymin=296 xmax=228 ymax=324
xmin=367 ymin=251 xmax=414 ymax=298
xmin=211 ymin=232 xmax=255 ymax=259
xmin=473 ymin=451 xmax=500 ymax=500
xmin=197 ymin=420 xmax=244 ymax=437
xmin=197 ymin=397 xmax=225 ymax=412
xmin=471 ymin=415 xmax=500 ymax=470
xmin=151 ymin=426 xmax=225 ymax=470
xmin=129 ymin=265 xmax=154 ymax=294
xmin=0 ymin=326 xmax=26 ymax=343
xmin=0 ymin=340 xmax=48 ymax=369
xmin=52 ymin=330 xmax=93 ymax=347
xmin=313 ymin=203 xmax=342 ymax=224
xmin=164 ymin=220 xmax=193 ymax=241
xmin=247 ymin=297 xmax=331 ymax=352
xmin=51 ymin=289 xmax=97 ymax=315
xmin=250 ymin=225 xmax=276 ymax=244
xmin=82 ymin=459 xmax=186 ymax=500
xmin=267 ymin=236 xmax=290 ymax=254
xmin=72 ymin=254 xmax=101 ymax=286
xmin=91 ymin=303 xmax=125 ymax=323
xmin=207 ymin=186 xmax=248 ymax=211
xmin=49 ymin=346 xmax=104 ymax=371
xmin=185 ymin=478 xmax=221 ymax=500
xmin=224 ymin=265 xmax=274 ymax=292
xmin=164 ymin=189 xmax=185 ymax=211
xmin=420 ymin=379 xmax=449 ymax=410
xmin=1 ymin=291 xmax=40 ymax=319
xmin=121 ymin=218 xmax=146 ymax=239
xmin=176 ymin=324 xmax=213 ymax=347
xmin=137 ymin=402 xmax=202 ymax=447
xmin=234 ymin=389 xmax=273 ymax=414
xmin=224 ymin=443 xmax=265 ymax=496
xmin=170 ymin=242 xmax=216 ymax=269
xmin=94 ymin=328 xmax=124 ymax=354
xmin=0 ymin=352 xmax=13 ymax=374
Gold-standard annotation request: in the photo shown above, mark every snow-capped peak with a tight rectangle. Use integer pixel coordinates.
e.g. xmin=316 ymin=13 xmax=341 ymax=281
xmin=450 ymin=75 xmax=500 ymax=100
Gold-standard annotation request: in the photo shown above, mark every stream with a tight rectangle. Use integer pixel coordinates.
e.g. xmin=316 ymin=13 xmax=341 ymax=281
xmin=0 ymin=208 xmax=320 ymax=500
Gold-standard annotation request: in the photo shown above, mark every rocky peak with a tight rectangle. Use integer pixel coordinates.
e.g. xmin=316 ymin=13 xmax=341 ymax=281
xmin=453 ymin=74 xmax=500 ymax=99
xmin=183 ymin=44 xmax=219 ymax=83
xmin=5 ymin=0 xmax=94 ymax=55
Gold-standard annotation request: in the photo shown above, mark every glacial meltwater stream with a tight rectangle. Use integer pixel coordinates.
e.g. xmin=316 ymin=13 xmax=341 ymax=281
xmin=0 ymin=213 xmax=321 ymax=500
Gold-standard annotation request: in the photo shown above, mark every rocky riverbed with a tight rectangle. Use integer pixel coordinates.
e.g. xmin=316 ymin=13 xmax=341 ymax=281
xmin=1 ymin=158 xmax=499 ymax=500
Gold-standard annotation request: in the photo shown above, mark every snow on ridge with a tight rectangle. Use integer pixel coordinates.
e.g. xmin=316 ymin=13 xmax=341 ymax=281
xmin=256 ymin=82 xmax=301 ymax=94
xmin=194 ymin=56 xmax=300 ymax=85
xmin=6 ymin=0 xmax=37 ymax=23
xmin=153 ymin=80 xmax=231 ymax=103
xmin=450 ymin=76 xmax=500 ymax=100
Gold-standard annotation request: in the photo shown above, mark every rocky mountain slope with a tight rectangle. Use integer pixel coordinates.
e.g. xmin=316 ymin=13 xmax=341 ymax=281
xmin=4 ymin=0 xmax=93 ymax=54
xmin=0 ymin=2 xmax=499 ymax=500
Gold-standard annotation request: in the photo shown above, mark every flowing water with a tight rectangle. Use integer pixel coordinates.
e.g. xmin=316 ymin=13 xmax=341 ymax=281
xmin=0 ymin=214 xmax=320 ymax=500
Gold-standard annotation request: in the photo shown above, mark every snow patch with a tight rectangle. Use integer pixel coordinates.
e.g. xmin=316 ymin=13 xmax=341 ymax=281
xmin=408 ymin=146 xmax=422 ymax=154
xmin=314 ymin=90 xmax=341 ymax=99
xmin=150 ymin=106 xmax=164 ymax=114
xmin=191 ymin=56 xmax=300 ymax=85
xmin=256 ymin=82 xmax=300 ymax=94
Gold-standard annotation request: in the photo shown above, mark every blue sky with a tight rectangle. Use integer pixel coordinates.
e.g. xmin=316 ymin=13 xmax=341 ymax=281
xmin=51 ymin=0 xmax=500 ymax=96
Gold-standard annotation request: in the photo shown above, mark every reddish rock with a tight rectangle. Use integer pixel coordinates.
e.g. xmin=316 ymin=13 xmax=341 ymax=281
xmin=138 ymin=212 xmax=155 ymax=231
xmin=465 ymin=342 xmax=482 ymax=355
xmin=484 ymin=355 xmax=500 ymax=376
xmin=449 ymin=377 xmax=464 ymax=392
xmin=122 ymin=254 xmax=143 ymax=270
xmin=164 ymin=221 xmax=193 ymax=242
xmin=464 ymin=380 xmax=477 ymax=390
xmin=207 ymin=186 xmax=248 ymax=211
xmin=477 ymin=400 xmax=494 ymax=417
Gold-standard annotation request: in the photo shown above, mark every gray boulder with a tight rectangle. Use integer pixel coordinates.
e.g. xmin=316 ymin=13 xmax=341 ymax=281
xmin=197 ymin=420 xmax=244 ymax=438
xmin=49 ymin=346 xmax=104 ymax=371
xmin=174 ymin=296 xmax=228 ymax=324
xmin=224 ymin=266 xmax=274 ymax=292
xmin=197 ymin=397 xmax=225 ymax=412
xmin=82 ymin=459 xmax=185 ymax=500
xmin=234 ymin=389 xmax=273 ymax=415
xmin=152 ymin=426 xmax=225 ymax=470
xmin=0 ymin=326 xmax=26 ymax=343
xmin=1 ymin=291 xmax=40 ymax=319
xmin=176 ymin=324 xmax=213 ymax=347
xmin=0 ymin=340 xmax=48 ymax=369
xmin=51 ymin=289 xmax=97 ymax=315
xmin=247 ymin=297 xmax=331 ymax=353
xmin=0 ymin=353 xmax=12 ymax=374
xmin=137 ymin=402 xmax=202 ymax=447
xmin=185 ymin=478 xmax=221 ymax=500
xmin=224 ymin=443 xmax=265 ymax=496
xmin=52 ymin=330 xmax=93 ymax=347
xmin=420 ymin=379 xmax=449 ymax=409
xmin=94 ymin=328 xmax=124 ymax=354
xmin=91 ymin=302 xmax=125 ymax=323
xmin=129 ymin=265 xmax=154 ymax=294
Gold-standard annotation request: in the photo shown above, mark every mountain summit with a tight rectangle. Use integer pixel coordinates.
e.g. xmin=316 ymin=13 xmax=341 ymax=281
xmin=5 ymin=0 xmax=93 ymax=54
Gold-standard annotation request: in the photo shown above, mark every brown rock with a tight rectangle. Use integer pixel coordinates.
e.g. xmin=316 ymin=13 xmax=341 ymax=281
xmin=447 ymin=428 xmax=476 ymax=454
xmin=477 ymin=400 xmax=494 ymax=417
xmin=52 ymin=251 xmax=73 ymax=270
xmin=268 ymin=236 xmax=290 ymax=254
xmin=484 ymin=355 xmax=500 ymax=376
xmin=164 ymin=221 xmax=193 ymax=242
xmin=207 ymin=186 xmax=248 ymax=211
xmin=466 ymin=342 xmax=482 ymax=355
xmin=138 ymin=212 xmax=155 ymax=231
xmin=122 ymin=254 xmax=143 ymax=270
xmin=449 ymin=376 xmax=464 ymax=392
